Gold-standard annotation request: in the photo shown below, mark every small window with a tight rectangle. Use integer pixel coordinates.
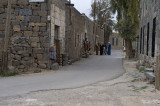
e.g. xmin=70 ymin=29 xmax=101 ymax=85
xmin=112 ymin=38 xmax=114 ymax=46
xmin=116 ymin=38 xmax=118 ymax=46
xmin=75 ymin=35 xmax=76 ymax=47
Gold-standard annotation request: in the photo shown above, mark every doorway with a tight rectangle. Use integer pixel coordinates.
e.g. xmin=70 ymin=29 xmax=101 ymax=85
xmin=54 ymin=25 xmax=61 ymax=65
xmin=152 ymin=17 xmax=156 ymax=57
xmin=146 ymin=23 xmax=150 ymax=56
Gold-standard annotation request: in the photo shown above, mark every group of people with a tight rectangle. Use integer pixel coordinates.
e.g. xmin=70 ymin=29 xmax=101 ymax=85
xmin=95 ymin=42 xmax=111 ymax=56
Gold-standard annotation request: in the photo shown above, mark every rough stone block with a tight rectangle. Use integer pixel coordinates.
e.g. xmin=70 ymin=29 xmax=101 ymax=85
xmin=21 ymin=60 xmax=33 ymax=66
xmin=12 ymin=60 xmax=20 ymax=66
xmin=11 ymin=20 xmax=19 ymax=25
xmin=39 ymin=64 xmax=47 ymax=69
xmin=145 ymin=72 xmax=155 ymax=83
xmin=37 ymin=54 xmax=43 ymax=60
xmin=30 ymin=37 xmax=39 ymax=42
xmin=22 ymin=57 xmax=31 ymax=61
xmin=0 ymin=24 xmax=5 ymax=31
xmin=0 ymin=8 xmax=5 ymax=13
xmin=24 ymin=31 xmax=32 ymax=36
xmin=32 ymin=63 xmax=38 ymax=68
xmin=39 ymin=27 xmax=46 ymax=32
xmin=17 ymin=16 xmax=25 ymax=21
xmin=32 ymin=32 xmax=39 ymax=37
xmin=38 ymin=11 xmax=47 ymax=16
xmin=39 ymin=37 xmax=49 ymax=43
xmin=33 ymin=26 xmax=39 ymax=32
xmin=18 ymin=0 xmax=28 ymax=5
xmin=22 ymin=53 xmax=30 ymax=57
xmin=29 ymin=22 xmax=46 ymax=26
xmin=18 ymin=65 xmax=25 ymax=69
xmin=33 ymin=48 xmax=45 ymax=54
xmin=51 ymin=63 xmax=59 ymax=70
xmin=41 ymin=17 xmax=47 ymax=22
xmin=14 ymin=55 xmax=21 ymax=60
xmin=41 ymin=43 xmax=49 ymax=48
xmin=145 ymin=68 xmax=154 ymax=72
xmin=34 ymin=68 xmax=41 ymax=73
xmin=33 ymin=10 xmax=38 ymax=15
xmin=41 ymin=3 xmax=47 ymax=10
xmin=13 ymin=32 xmax=23 ymax=37
xmin=17 ymin=50 xmax=27 ymax=55
xmin=13 ymin=25 xmax=20 ymax=32
xmin=20 ymin=21 xmax=28 ymax=26
xmin=30 ymin=42 xmax=38 ymax=48
xmin=8 ymin=66 xmax=15 ymax=71
xmin=14 ymin=46 xmax=23 ymax=52
xmin=30 ymin=16 xmax=41 ymax=22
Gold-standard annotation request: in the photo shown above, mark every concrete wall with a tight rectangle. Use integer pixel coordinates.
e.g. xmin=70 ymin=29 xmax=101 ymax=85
xmin=139 ymin=0 xmax=160 ymax=64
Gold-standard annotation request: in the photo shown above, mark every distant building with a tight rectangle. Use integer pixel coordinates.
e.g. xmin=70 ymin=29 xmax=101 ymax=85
xmin=109 ymin=33 xmax=123 ymax=50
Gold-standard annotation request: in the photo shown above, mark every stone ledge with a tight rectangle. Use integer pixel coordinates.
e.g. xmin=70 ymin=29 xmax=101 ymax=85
xmin=145 ymin=72 xmax=155 ymax=83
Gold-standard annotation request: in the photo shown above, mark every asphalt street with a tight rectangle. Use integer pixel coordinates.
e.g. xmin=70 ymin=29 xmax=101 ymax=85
xmin=0 ymin=50 xmax=125 ymax=98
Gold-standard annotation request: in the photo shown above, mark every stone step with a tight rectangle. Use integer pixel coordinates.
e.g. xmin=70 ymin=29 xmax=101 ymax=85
xmin=51 ymin=63 xmax=59 ymax=70
xmin=145 ymin=68 xmax=154 ymax=72
xmin=145 ymin=72 xmax=155 ymax=83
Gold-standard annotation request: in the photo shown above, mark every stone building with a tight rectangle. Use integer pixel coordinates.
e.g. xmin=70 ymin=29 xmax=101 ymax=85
xmin=109 ymin=33 xmax=123 ymax=50
xmin=0 ymin=0 xmax=104 ymax=73
xmin=139 ymin=0 xmax=160 ymax=64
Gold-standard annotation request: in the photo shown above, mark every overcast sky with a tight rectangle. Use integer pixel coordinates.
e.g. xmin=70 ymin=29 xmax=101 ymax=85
xmin=71 ymin=0 xmax=92 ymax=18
xmin=71 ymin=0 xmax=117 ymax=22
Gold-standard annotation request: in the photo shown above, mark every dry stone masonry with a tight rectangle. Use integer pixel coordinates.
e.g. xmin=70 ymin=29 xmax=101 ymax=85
xmin=0 ymin=0 xmax=104 ymax=73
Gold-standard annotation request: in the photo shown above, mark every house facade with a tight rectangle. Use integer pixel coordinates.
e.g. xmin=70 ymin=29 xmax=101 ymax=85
xmin=0 ymin=0 xmax=104 ymax=73
xmin=109 ymin=32 xmax=123 ymax=50
xmin=139 ymin=0 xmax=160 ymax=64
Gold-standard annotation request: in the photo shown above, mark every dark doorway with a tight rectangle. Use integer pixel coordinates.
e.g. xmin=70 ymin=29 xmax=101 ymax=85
xmin=140 ymin=27 xmax=142 ymax=54
xmin=142 ymin=26 xmax=145 ymax=54
xmin=152 ymin=17 xmax=156 ymax=57
xmin=146 ymin=23 xmax=150 ymax=56
xmin=116 ymin=38 xmax=118 ymax=46
xmin=54 ymin=25 xmax=61 ymax=65
xmin=112 ymin=38 xmax=114 ymax=46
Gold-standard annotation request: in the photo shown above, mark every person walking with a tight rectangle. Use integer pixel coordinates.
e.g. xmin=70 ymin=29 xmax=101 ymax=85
xmin=95 ymin=43 xmax=99 ymax=55
xmin=107 ymin=42 xmax=111 ymax=55
xmin=103 ymin=44 xmax=107 ymax=55
xmin=100 ymin=44 xmax=103 ymax=55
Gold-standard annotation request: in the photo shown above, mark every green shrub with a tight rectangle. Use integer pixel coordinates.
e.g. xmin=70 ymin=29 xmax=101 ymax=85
xmin=1 ymin=70 xmax=19 ymax=77
xmin=139 ymin=67 xmax=145 ymax=72
xmin=145 ymin=64 xmax=152 ymax=68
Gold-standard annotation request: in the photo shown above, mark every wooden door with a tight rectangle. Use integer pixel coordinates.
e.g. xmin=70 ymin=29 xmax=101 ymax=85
xmin=56 ymin=40 xmax=62 ymax=65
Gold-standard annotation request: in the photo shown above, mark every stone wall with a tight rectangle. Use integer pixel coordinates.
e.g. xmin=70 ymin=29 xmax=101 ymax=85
xmin=0 ymin=0 xmax=51 ymax=72
xmin=139 ymin=0 xmax=160 ymax=64
xmin=0 ymin=0 xmax=104 ymax=73
xmin=65 ymin=7 xmax=104 ymax=60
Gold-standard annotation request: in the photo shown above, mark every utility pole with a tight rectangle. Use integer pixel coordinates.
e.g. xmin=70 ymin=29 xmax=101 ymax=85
xmin=2 ymin=0 xmax=12 ymax=71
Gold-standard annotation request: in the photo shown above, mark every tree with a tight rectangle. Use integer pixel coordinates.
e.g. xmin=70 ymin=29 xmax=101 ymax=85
xmin=110 ymin=0 xmax=140 ymax=59
xmin=90 ymin=0 xmax=114 ymax=44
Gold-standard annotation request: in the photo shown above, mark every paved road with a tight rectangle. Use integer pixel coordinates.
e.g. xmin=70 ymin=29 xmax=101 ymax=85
xmin=0 ymin=50 xmax=125 ymax=98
